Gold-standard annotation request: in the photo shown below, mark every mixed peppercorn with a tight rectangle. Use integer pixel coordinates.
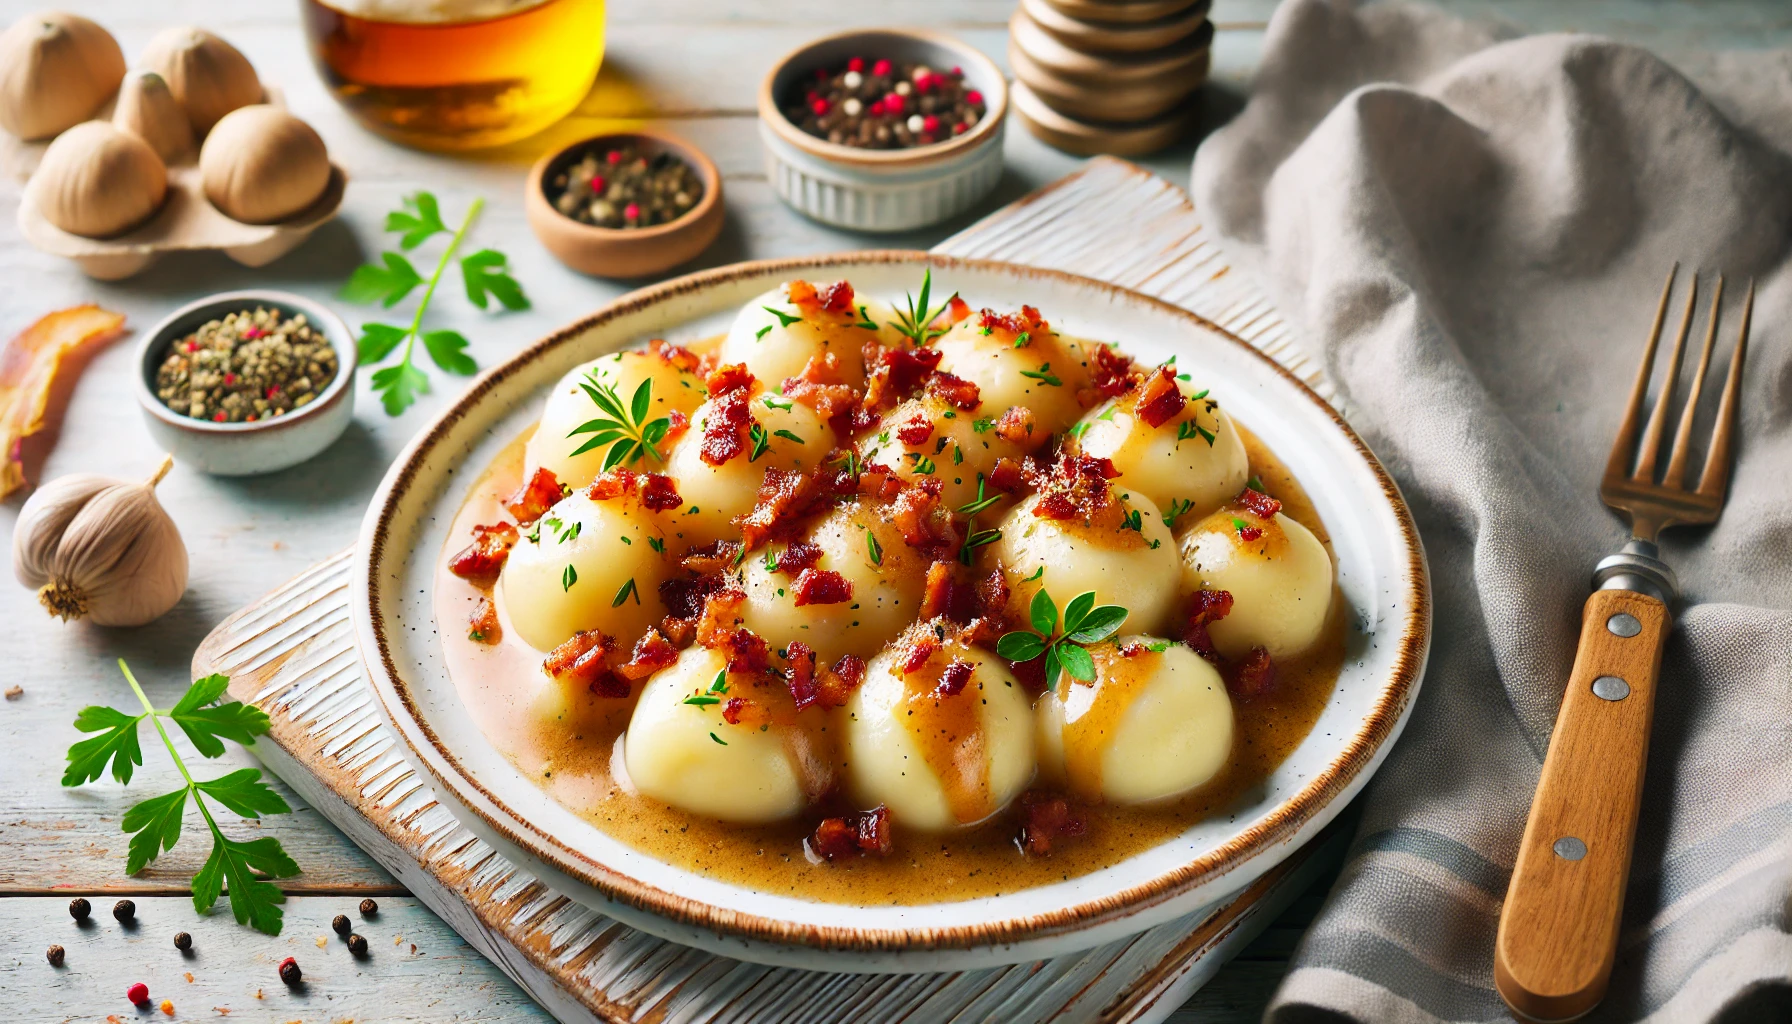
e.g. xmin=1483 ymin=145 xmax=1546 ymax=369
xmin=154 ymin=307 xmax=339 ymax=424
xmin=548 ymin=144 xmax=706 ymax=229
xmin=785 ymin=57 xmax=986 ymax=149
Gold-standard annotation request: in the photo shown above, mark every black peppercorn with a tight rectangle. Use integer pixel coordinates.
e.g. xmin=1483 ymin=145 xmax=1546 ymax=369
xmin=173 ymin=931 xmax=192 ymax=951
xmin=332 ymin=913 xmax=351 ymax=935
xmin=359 ymin=898 xmax=378 ymax=916
xmin=113 ymin=899 xmax=135 ymax=923
xmin=46 ymin=944 xmax=65 ymax=966
xmin=278 ymin=956 xmax=302 ymax=985
xmin=68 ymin=897 xmax=91 ymax=921
xmin=347 ymin=933 xmax=368 ymax=957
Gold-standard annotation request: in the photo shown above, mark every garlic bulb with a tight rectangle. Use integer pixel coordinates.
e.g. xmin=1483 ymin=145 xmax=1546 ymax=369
xmin=114 ymin=70 xmax=194 ymax=163
xmin=201 ymin=105 xmax=331 ymax=224
xmin=33 ymin=120 xmax=167 ymax=238
xmin=0 ymin=11 xmax=126 ymax=141
xmin=139 ymin=26 xmax=260 ymax=137
xmin=13 ymin=456 xmax=188 ymax=627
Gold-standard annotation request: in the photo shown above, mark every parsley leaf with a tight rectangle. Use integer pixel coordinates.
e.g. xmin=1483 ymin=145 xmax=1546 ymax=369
xmin=169 ymin=673 xmax=271 ymax=758
xmin=341 ymin=251 xmax=423 ymax=308
xmin=121 ymin=786 xmax=188 ymax=875
xmin=195 ymin=768 xmax=291 ymax=819
xmin=384 ymin=191 xmax=447 ymax=250
xmin=997 ymin=588 xmax=1126 ymax=689
xmin=461 ymin=249 xmax=530 ymax=311
xmin=63 ymin=705 xmax=146 ymax=786
xmin=422 ymin=329 xmax=478 ymax=376
xmin=193 ymin=832 xmax=298 ymax=936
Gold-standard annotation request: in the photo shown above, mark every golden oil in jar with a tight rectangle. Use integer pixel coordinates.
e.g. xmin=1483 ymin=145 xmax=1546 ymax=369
xmin=302 ymin=0 xmax=606 ymax=151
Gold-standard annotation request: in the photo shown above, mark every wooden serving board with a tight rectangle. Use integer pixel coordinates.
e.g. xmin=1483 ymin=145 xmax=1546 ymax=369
xmin=194 ymin=156 xmax=1343 ymax=1024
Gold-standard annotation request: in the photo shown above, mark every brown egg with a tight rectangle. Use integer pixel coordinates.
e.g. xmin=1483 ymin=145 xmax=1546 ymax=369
xmin=200 ymin=105 xmax=330 ymax=224
xmin=139 ymin=26 xmax=260 ymax=136
xmin=34 ymin=120 xmax=167 ymax=237
xmin=0 ymin=11 xmax=126 ymax=140
xmin=113 ymin=70 xmax=193 ymax=163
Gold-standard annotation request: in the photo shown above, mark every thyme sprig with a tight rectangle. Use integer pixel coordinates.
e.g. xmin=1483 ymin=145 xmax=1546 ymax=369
xmin=995 ymin=589 xmax=1127 ymax=689
xmin=887 ymin=268 xmax=956 ymax=346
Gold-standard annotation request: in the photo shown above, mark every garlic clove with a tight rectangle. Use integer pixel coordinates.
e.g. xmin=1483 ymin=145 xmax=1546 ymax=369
xmin=0 ymin=11 xmax=126 ymax=141
xmin=11 ymin=472 xmax=115 ymax=589
xmin=114 ymin=69 xmax=194 ymax=163
xmin=139 ymin=26 xmax=260 ymax=137
xmin=34 ymin=120 xmax=168 ymax=238
xmin=201 ymin=105 xmax=331 ymax=225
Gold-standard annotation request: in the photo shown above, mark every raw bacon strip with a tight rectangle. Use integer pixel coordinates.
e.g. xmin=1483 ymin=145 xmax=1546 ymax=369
xmin=1017 ymin=792 xmax=1085 ymax=857
xmin=0 ymin=305 xmax=126 ymax=498
xmin=448 ymin=522 xmax=519 ymax=587
xmin=504 ymin=467 xmax=564 ymax=525
xmin=810 ymin=805 xmax=893 ymax=860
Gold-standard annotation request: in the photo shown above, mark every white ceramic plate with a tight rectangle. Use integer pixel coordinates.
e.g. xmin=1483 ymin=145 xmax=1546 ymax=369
xmin=353 ymin=252 xmax=1430 ymax=973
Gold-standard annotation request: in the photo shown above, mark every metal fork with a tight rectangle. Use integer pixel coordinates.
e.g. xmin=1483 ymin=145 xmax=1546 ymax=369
xmin=1495 ymin=265 xmax=1751 ymax=1023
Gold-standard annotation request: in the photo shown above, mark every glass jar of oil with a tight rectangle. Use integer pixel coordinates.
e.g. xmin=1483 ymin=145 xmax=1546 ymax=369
xmin=302 ymin=0 xmax=606 ymax=151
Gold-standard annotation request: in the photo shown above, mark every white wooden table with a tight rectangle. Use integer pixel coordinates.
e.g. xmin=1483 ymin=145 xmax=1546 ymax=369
xmin=2 ymin=2 xmax=1785 ymax=1020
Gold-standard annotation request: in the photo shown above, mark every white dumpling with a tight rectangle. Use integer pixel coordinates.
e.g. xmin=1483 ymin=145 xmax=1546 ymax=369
xmin=857 ymin=395 xmax=1026 ymax=512
xmin=989 ymin=489 xmax=1181 ymax=636
xmin=844 ymin=630 xmax=1035 ymax=830
xmin=526 ymin=350 xmax=706 ymax=489
xmin=499 ymin=491 xmax=669 ymax=651
xmin=737 ymin=500 xmax=930 ymax=665
xmin=933 ymin=316 xmax=1092 ymax=442
xmin=1073 ymin=377 xmax=1249 ymax=526
xmin=661 ymin=392 xmax=835 ymax=547
xmin=1036 ymin=638 xmax=1233 ymax=805
xmin=713 ymin=285 xmax=895 ymax=388
xmin=623 ymin=646 xmax=823 ymax=823
xmin=1178 ymin=505 xmax=1333 ymax=659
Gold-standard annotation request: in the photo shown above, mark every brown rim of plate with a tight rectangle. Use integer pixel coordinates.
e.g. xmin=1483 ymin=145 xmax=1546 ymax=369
xmin=361 ymin=250 xmax=1432 ymax=954
xmin=526 ymin=129 xmax=722 ymax=242
xmin=756 ymin=28 xmax=1010 ymax=170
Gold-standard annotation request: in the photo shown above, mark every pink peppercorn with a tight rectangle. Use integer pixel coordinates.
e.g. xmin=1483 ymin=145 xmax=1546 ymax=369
xmin=883 ymin=93 xmax=904 ymax=115
xmin=847 ymin=56 xmax=864 ymax=72
xmin=811 ymin=97 xmax=830 ymax=116
xmin=912 ymin=71 xmax=931 ymax=92
xmin=213 ymin=411 xmax=227 ymax=422
xmin=127 ymin=983 xmax=149 ymax=1006
xmin=223 ymin=372 xmax=236 ymax=385
xmin=952 ymin=66 xmax=963 ymax=76
xmin=265 ymin=385 xmax=280 ymax=398
xmin=922 ymin=115 xmax=940 ymax=134
xmin=866 ymin=98 xmax=883 ymax=116
xmin=589 ymin=174 xmax=606 ymax=192
xmin=953 ymin=122 xmax=968 ymax=135
xmin=605 ymin=150 xmax=623 ymax=164
xmin=872 ymin=59 xmax=892 ymax=76
xmin=624 ymin=203 xmax=641 ymax=220
xmin=183 ymin=341 xmax=198 ymax=353
xmin=242 ymin=326 xmax=264 ymax=340
xmin=966 ymin=90 xmax=983 ymax=106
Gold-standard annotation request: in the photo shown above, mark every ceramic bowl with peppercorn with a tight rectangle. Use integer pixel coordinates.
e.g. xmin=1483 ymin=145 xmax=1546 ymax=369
xmin=134 ymin=289 xmax=356 ymax=475
xmin=758 ymin=29 xmax=1009 ymax=232
xmin=525 ymin=130 xmax=725 ymax=279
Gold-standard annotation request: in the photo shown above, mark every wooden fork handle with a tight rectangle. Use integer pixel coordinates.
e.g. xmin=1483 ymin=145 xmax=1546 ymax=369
xmin=1495 ymin=589 xmax=1669 ymax=1022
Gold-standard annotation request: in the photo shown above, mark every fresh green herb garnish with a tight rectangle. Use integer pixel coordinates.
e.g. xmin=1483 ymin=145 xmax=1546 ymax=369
xmin=612 ymin=577 xmax=639 ymax=606
xmin=994 ymin=589 xmax=1127 ymax=689
xmin=971 ymin=417 xmax=995 ymax=434
xmin=562 ymin=565 xmax=578 ymax=591
xmin=763 ymin=306 xmax=802 ymax=328
xmin=1192 ymin=389 xmax=1210 ymax=401
xmin=709 ymin=732 xmax=728 ymax=745
xmin=762 ymin=394 xmax=794 ymax=411
xmin=960 ymin=527 xmax=1002 ymax=560
xmin=755 ymin=324 xmax=774 ymax=341
xmin=683 ymin=695 xmax=721 ymax=707
xmin=748 ymin=423 xmax=772 ymax=462
xmin=866 ymin=529 xmax=884 ymax=566
xmin=344 ymin=192 xmax=528 ymax=415
xmin=1012 ymin=332 xmax=1031 ymax=348
xmin=1023 ymin=566 xmax=1045 ymax=583
xmin=1120 ymin=507 xmax=1144 ymax=533
xmin=1162 ymin=497 xmax=1195 ymax=528
xmin=773 ymin=428 xmax=805 ymax=445
xmin=647 ymin=536 xmax=665 ymax=553
xmin=1231 ymin=517 xmax=1251 ymax=534
xmin=1066 ymin=421 xmax=1091 ymax=440
xmin=835 ymin=449 xmax=863 ymax=477
xmin=567 ymin=376 xmax=673 ymax=470
xmin=1020 ymin=363 xmax=1062 ymax=387
xmin=907 ymin=452 xmax=936 ymax=474
xmin=1248 ymin=475 xmax=1264 ymax=492
xmin=1177 ymin=420 xmax=1216 ymax=446
xmin=1143 ymin=638 xmax=1172 ymax=653
xmin=854 ymin=304 xmax=878 ymax=331
xmin=710 ymin=669 xmax=728 ymax=693
xmin=887 ymin=268 xmax=955 ymax=346
xmin=958 ymin=475 xmax=1001 ymax=517
xmin=65 ymin=663 xmax=298 ymax=935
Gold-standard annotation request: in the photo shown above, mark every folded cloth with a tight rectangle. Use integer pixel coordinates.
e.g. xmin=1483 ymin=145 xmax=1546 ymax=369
xmin=1191 ymin=2 xmax=1792 ymax=1021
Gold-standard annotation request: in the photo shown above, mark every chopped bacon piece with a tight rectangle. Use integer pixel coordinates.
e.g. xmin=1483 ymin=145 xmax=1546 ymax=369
xmin=1031 ymin=452 xmax=1122 ymax=521
xmin=1239 ymin=488 xmax=1283 ymax=519
xmin=895 ymin=413 xmax=934 ymax=446
xmin=994 ymin=405 xmax=1036 ymax=445
xmin=448 ymin=522 xmax=519 ymax=587
xmin=693 ymin=587 xmax=746 ymax=643
xmin=704 ymin=361 xmax=755 ymax=397
xmin=680 ymin=541 xmax=742 ymax=577
xmin=925 ymin=371 xmax=982 ymax=411
xmin=659 ymin=617 xmax=695 ymax=647
xmin=721 ymin=696 xmax=776 ymax=727
xmin=935 ymin=658 xmax=973 ymax=698
xmin=1085 ymin=343 xmax=1139 ymax=403
xmin=788 ymin=642 xmax=868 ymax=712
xmin=976 ymin=305 xmax=1048 ymax=341
xmin=863 ymin=345 xmax=942 ymax=411
xmin=901 ymin=639 xmax=938 ymax=675
xmin=1018 ymin=792 xmax=1085 ymax=856
xmin=734 ymin=467 xmax=818 ymax=550
xmin=987 ymin=457 xmax=1026 ymax=494
xmin=816 ymin=280 xmax=856 ymax=313
xmin=1226 ymin=646 xmax=1278 ymax=700
xmin=785 ymin=641 xmax=818 ymax=710
xmin=946 ymin=295 xmax=973 ymax=324
xmin=640 ymin=473 xmax=682 ymax=512
xmin=1118 ymin=640 xmax=1153 ymax=658
xmin=919 ymin=560 xmax=955 ymax=620
xmin=616 ymin=628 xmax=680 ymax=681
xmin=810 ymin=805 xmax=893 ymax=860
xmin=857 ymin=461 xmax=905 ymax=501
xmin=663 ymin=408 xmax=691 ymax=446
xmin=585 ymin=468 xmax=637 ymax=501
xmin=543 ymin=630 xmax=628 ymax=697
xmin=503 ymin=467 xmax=563 ymax=525
xmin=1034 ymin=492 xmax=1076 ymax=520
xmin=891 ymin=478 xmax=950 ymax=550
xmin=1183 ymin=589 xmax=1235 ymax=661
xmin=784 ymin=279 xmax=818 ymax=306
xmin=699 ymin=384 xmax=754 ymax=467
xmin=648 ymin=338 xmax=703 ymax=373
xmin=833 ymin=654 xmax=867 ymax=690
xmin=583 ymin=467 xmax=679 ymax=513
xmin=1134 ymin=365 xmax=1187 ymax=428
xmin=774 ymin=540 xmax=823 ymax=575
xmin=791 ymin=568 xmax=852 ymax=606
xmin=977 ymin=569 xmax=1011 ymax=621
xmin=781 ymin=352 xmax=862 ymax=428
xmin=467 ymin=597 xmax=500 ymax=644
xmin=1238 ymin=523 xmax=1264 ymax=543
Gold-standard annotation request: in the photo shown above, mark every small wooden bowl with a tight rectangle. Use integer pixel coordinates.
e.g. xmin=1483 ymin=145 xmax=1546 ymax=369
xmin=1021 ymin=0 xmax=1210 ymax=54
xmin=1040 ymin=0 xmax=1203 ymax=25
xmin=1011 ymin=80 xmax=1195 ymax=156
xmin=525 ymin=131 xmax=724 ymax=279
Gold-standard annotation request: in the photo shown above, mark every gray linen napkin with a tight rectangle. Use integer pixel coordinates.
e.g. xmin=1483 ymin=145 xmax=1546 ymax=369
xmin=1190 ymin=1 xmax=1792 ymax=1021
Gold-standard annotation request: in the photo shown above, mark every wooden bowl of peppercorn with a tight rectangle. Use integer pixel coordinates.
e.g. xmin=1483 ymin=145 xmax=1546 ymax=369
xmin=525 ymin=131 xmax=725 ymax=279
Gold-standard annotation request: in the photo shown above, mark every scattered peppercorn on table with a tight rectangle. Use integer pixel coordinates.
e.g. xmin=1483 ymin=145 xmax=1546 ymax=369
xmin=0 ymin=1 xmax=1779 ymax=1021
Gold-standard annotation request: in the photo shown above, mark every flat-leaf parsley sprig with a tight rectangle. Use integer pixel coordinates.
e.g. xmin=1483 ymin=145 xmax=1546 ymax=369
xmin=887 ymin=268 xmax=957 ymax=346
xmin=995 ymin=589 xmax=1127 ymax=689
xmin=342 ymin=191 xmax=530 ymax=416
xmin=64 ymin=661 xmax=299 ymax=935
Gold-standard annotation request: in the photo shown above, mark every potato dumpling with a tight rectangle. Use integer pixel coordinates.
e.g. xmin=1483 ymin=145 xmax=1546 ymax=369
xmin=499 ymin=491 xmax=669 ymax=651
xmin=713 ymin=286 xmax=897 ymax=388
xmin=858 ymin=395 xmax=1026 ymax=511
xmin=526 ymin=351 xmax=706 ymax=489
xmin=624 ymin=647 xmax=824 ymax=823
xmin=1178 ymin=506 xmax=1333 ymax=659
xmin=737 ymin=501 xmax=930 ymax=664
xmin=990 ymin=489 xmax=1181 ymax=636
xmin=1073 ymin=380 xmax=1249 ymax=526
xmin=661 ymin=393 xmax=835 ymax=547
xmin=844 ymin=630 xmax=1035 ymax=830
xmin=1036 ymin=638 xmax=1233 ymax=804
xmin=933 ymin=318 xmax=1092 ymax=442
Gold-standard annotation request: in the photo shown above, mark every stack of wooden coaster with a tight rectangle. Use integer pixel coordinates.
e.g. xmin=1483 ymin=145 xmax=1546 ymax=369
xmin=1008 ymin=0 xmax=1214 ymax=155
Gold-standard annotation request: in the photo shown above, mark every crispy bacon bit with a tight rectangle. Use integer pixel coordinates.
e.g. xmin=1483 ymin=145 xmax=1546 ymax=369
xmin=721 ymin=696 xmax=776 ymax=727
xmin=1034 ymin=491 xmax=1076 ymax=520
xmin=467 ymin=597 xmax=500 ymax=644
xmin=663 ymin=408 xmax=691 ymax=446
xmin=919 ymin=560 xmax=957 ymax=621
xmin=1032 ymin=452 xmax=1122 ymax=521
xmin=857 ymin=461 xmax=905 ymax=501
xmin=976 ymin=305 xmax=1048 ymax=341
xmin=504 ymin=467 xmax=563 ymax=525
xmin=1226 ymin=647 xmax=1278 ymax=700
xmin=792 ymin=568 xmax=853 ymax=606
xmin=705 ymin=361 xmax=755 ymax=397
xmin=1239 ymin=488 xmax=1283 ymax=519
xmin=935 ymin=658 xmax=974 ymax=698
xmin=617 ymin=628 xmax=680 ymax=681
xmin=648 ymin=338 xmax=702 ymax=373
xmin=785 ymin=641 xmax=818 ymax=710
xmin=1085 ymin=343 xmax=1139 ymax=402
xmin=810 ymin=805 xmax=893 ymax=860
xmin=1183 ymin=589 xmax=1235 ymax=661
xmin=863 ymin=345 xmax=943 ymax=411
xmin=895 ymin=413 xmax=934 ymax=446
xmin=782 ymin=352 xmax=862 ymax=428
xmin=585 ymin=468 xmax=636 ymax=501
xmin=834 ymin=654 xmax=866 ymax=689
xmin=925 ymin=371 xmax=981 ymax=411
xmin=946 ymin=295 xmax=973 ymax=324
xmin=734 ymin=467 xmax=819 ymax=550
xmin=1018 ymin=792 xmax=1085 ymax=857
xmin=901 ymin=639 xmax=938 ymax=675
xmin=543 ymin=630 xmax=629 ymax=697
xmin=680 ymin=541 xmax=742 ymax=577
xmin=640 ymin=473 xmax=682 ymax=512
xmin=699 ymin=388 xmax=753 ymax=466
xmin=987 ymin=457 xmax=1026 ymax=494
xmin=787 ymin=642 xmax=868 ymax=712
xmin=448 ymin=522 xmax=519 ymax=587
xmin=1238 ymin=523 xmax=1264 ymax=542
xmin=693 ymin=587 xmax=747 ymax=643
xmin=816 ymin=280 xmax=856 ymax=313
xmin=660 ymin=571 xmax=725 ymax=625
xmin=771 ymin=540 xmax=821 ymax=575
xmin=892 ymin=478 xmax=951 ymax=550
xmin=1134 ymin=365 xmax=1187 ymax=428
xmin=784 ymin=279 xmax=818 ymax=306
xmin=994 ymin=405 xmax=1036 ymax=445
